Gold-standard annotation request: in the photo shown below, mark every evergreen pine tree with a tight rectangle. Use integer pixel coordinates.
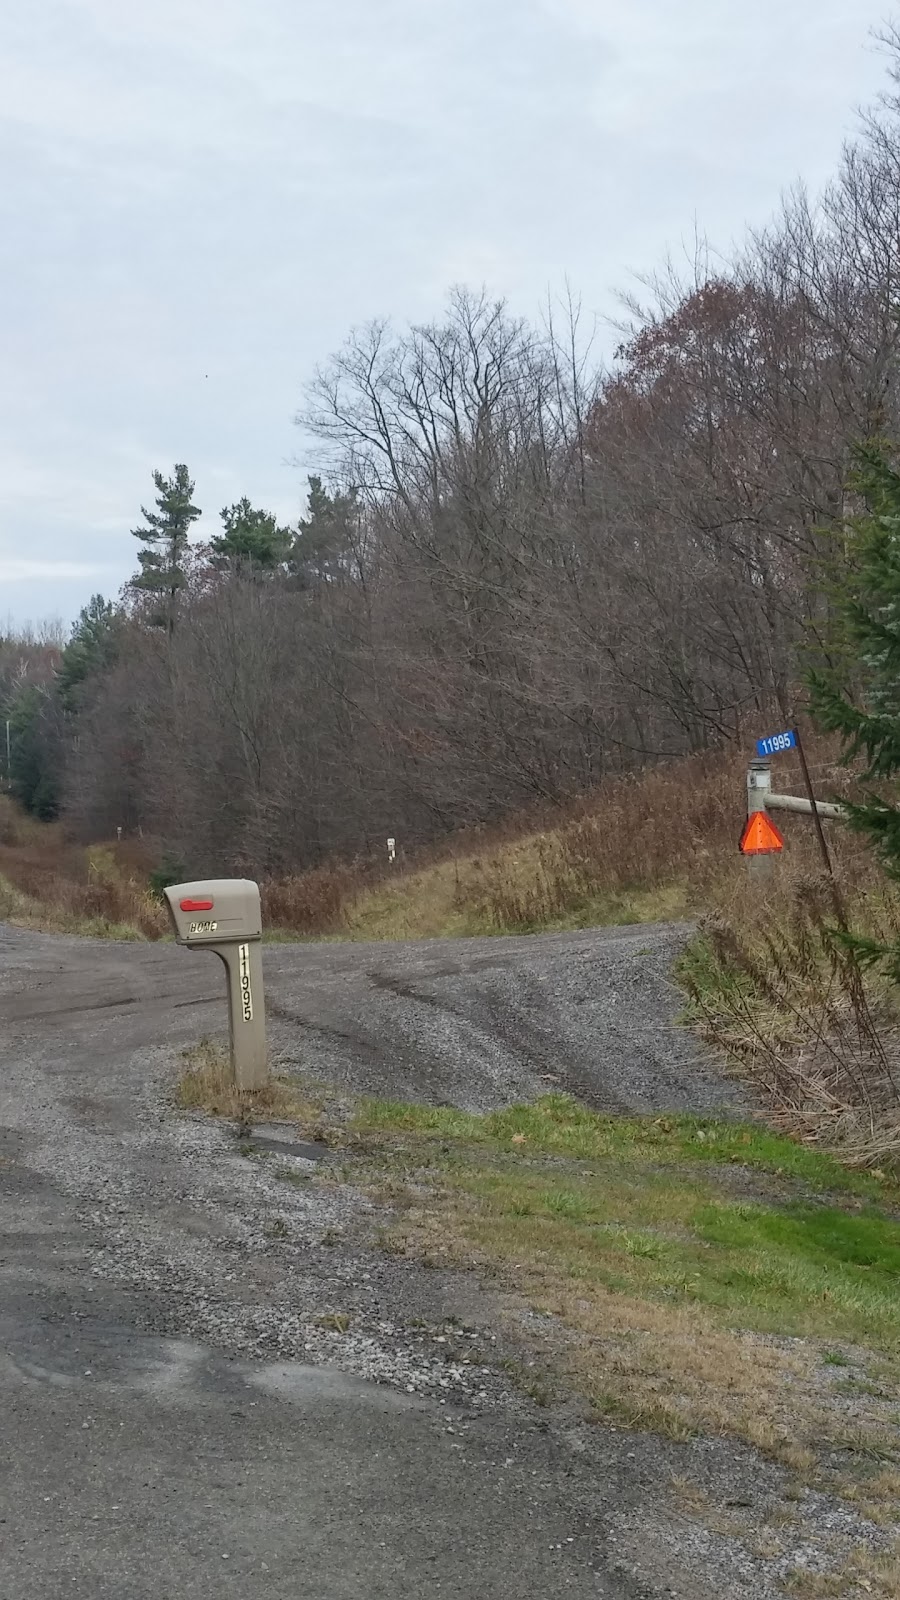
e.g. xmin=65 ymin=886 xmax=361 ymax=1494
xmin=8 ymin=684 xmax=61 ymax=819
xmin=809 ymin=440 xmax=900 ymax=973
xmin=57 ymin=595 xmax=119 ymax=712
xmin=131 ymin=465 xmax=201 ymax=631
xmin=291 ymin=475 xmax=357 ymax=584
xmin=210 ymin=498 xmax=291 ymax=572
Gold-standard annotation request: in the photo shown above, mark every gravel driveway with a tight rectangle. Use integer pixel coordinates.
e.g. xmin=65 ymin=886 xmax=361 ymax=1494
xmin=1 ymin=920 xmax=812 ymax=1600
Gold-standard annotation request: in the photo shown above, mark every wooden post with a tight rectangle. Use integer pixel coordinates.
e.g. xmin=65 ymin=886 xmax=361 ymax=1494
xmin=792 ymin=728 xmax=848 ymax=928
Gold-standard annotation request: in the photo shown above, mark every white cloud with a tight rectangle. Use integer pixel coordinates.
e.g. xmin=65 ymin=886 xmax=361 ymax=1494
xmin=0 ymin=0 xmax=890 ymax=624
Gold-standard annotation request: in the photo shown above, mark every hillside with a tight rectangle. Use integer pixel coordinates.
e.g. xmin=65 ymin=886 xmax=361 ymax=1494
xmin=0 ymin=736 xmax=874 ymax=944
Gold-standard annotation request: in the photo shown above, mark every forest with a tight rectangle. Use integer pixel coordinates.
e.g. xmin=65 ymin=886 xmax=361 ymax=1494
xmin=6 ymin=43 xmax=900 ymax=880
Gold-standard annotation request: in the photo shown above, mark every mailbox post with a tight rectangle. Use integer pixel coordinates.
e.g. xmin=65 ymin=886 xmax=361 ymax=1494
xmin=163 ymin=878 xmax=268 ymax=1092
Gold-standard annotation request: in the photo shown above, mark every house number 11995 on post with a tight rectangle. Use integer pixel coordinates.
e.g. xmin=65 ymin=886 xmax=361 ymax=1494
xmin=756 ymin=729 xmax=797 ymax=758
xmin=238 ymin=942 xmax=253 ymax=1023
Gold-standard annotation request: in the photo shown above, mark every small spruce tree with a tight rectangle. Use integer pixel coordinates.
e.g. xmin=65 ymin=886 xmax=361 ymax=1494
xmin=210 ymin=498 xmax=291 ymax=573
xmin=57 ymin=594 xmax=119 ymax=712
xmin=8 ymin=684 xmax=61 ymax=819
xmin=291 ymin=475 xmax=357 ymax=584
xmin=809 ymin=440 xmax=900 ymax=973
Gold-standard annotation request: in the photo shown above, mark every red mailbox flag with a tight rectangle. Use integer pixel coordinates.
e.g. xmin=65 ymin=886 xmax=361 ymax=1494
xmin=739 ymin=811 xmax=785 ymax=855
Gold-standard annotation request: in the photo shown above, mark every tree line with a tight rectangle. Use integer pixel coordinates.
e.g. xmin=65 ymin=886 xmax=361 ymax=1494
xmin=7 ymin=36 xmax=900 ymax=878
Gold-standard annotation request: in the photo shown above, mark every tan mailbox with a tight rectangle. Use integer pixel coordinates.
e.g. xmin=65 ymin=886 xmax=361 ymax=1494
xmin=163 ymin=878 xmax=267 ymax=1092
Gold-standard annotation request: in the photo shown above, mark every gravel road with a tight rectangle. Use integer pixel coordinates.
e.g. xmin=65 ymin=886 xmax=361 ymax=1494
xmin=262 ymin=920 xmax=742 ymax=1112
xmin=0 ymin=919 xmax=831 ymax=1600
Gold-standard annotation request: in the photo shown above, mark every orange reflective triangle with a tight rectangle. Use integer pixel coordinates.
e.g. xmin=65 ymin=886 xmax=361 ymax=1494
xmin=739 ymin=810 xmax=785 ymax=854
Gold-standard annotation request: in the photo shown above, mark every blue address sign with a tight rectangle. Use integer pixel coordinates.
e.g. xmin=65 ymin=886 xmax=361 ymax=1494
xmin=756 ymin=728 xmax=797 ymax=758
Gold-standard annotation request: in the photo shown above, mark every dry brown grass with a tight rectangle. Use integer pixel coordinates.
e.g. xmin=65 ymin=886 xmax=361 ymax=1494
xmin=256 ymin=731 xmax=873 ymax=941
xmin=841 ymin=1471 xmax=900 ymax=1527
xmin=1 ymin=731 xmax=872 ymax=946
xmin=679 ymin=876 xmax=900 ymax=1170
xmin=785 ymin=1544 xmax=900 ymax=1598
xmin=261 ymin=862 xmax=377 ymax=937
xmin=0 ymin=797 xmax=166 ymax=939
xmin=269 ymin=748 xmax=746 ymax=939
xmin=668 ymin=730 xmax=900 ymax=1170
xmin=175 ymin=1039 xmax=341 ymax=1134
xmin=455 ymin=748 xmax=743 ymax=932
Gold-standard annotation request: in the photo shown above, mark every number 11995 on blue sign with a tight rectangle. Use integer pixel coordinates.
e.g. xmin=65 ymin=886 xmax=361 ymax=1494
xmin=756 ymin=729 xmax=797 ymax=757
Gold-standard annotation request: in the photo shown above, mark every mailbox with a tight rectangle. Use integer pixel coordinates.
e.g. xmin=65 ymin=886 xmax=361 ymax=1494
xmin=164 ymin=878 xmax=267 ymax=1092
xmin=166 ymin=878 xmax=262 ymax=945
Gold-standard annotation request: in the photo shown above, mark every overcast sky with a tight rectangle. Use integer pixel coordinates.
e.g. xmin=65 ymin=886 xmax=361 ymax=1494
xmin=0 ymin=0 xmax=890 ymax=628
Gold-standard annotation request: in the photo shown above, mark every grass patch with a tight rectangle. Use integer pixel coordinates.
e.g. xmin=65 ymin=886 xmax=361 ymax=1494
xmin=175 ymin=1039 xmax=334 ymax=1130
xmin=785 ymin=1544 xmax=900 ymax=1598
xmin=0 ymin=786 xmax=697 ymax=943
xmin=177 ymin=1063 xmax=900 ymax=1536
xmin=347 ymin=1093 xmax=900 ymax=1472
xmin=355 ymin=1093 xmax=897 ymax=1200
xmin=337 ymin=852 xmax=693 ymax=941
xmin=316 ymin=1312 xmax=352 ymax=1333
